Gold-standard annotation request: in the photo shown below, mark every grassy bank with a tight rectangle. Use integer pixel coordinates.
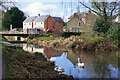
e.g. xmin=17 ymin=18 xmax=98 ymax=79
xmin=38 ymin=36 xmax=53 ymax=39
xmin=2 ymin=45 xmax=73 ymax=79
xmin=27 ymin=35 xmax=118 ymax=52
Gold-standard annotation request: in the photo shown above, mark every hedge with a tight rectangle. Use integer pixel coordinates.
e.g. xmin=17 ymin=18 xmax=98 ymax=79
xmin=60 ymin=32 xmax=82 ymax=38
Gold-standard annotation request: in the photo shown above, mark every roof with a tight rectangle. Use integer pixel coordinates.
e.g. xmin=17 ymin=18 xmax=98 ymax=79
xmin=52 ymin=17 xmax=64 ymax=22
xmin=34 ymin=15 xmax=49 ymax=22
xmin=23 ymin=16 xmax=36 ymax=23
xmin=68 ymin=12 xmax=88 ymax=20
xmin=23 ymin=15 xmax=64 ymax=23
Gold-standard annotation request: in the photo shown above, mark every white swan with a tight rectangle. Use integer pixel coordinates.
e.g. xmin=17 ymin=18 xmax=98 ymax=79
xmin=78 ymin=57 xmax=84 ymax=70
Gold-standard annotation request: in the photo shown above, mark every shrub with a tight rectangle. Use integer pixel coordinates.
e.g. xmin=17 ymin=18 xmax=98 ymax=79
xmin=34 ymin=52 xmax=43 ymax=56
xmin=63 ymin=26 xmax=67 ymax=29
xmin=93 ymin=17 xmax=111 ymax=34
xmin=107 ymin=24 xmax=120 ymax=46
xmin=60 ymin=32 xmax=82 ymax=38
xmin=28 ymin=35 xmax=35 ymax=39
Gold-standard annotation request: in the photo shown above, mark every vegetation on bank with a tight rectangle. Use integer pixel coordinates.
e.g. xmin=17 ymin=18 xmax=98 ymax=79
xmin=38 ymin=36 xmax=53 ymax=39
xmin=60 ymin=32 xmax=85 ymax=38
xmin=1 ymin=45 xmax=73 ymax=79
xmin=107 ymin=24 xmax=120 ymax=46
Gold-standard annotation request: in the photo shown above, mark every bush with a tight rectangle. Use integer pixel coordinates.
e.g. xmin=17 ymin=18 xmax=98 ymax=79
xmin=107 ymin=24 xmax=120 ymax=46
xmin=93 ymin=17 xmax=111 ymax=34
xmin=28 ymin=35 xmax=35 ymax=39
xmin=63 ymin=26 xmax=67 ymax=29
xmin=60 ymin=32 xmax=82 ymax=38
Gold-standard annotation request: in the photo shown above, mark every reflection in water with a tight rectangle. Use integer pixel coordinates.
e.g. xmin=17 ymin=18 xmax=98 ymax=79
xmin=22 ymin=44 xmax=119 ymax=79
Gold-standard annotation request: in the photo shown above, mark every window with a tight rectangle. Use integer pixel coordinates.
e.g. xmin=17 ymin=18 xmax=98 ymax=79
xmin=53 ymin=26 xmax=55 ymax=28
xmin=41 ymin=22 xmax=42 ymax=24
xmin=79 ymin=22 xmax=81 ymax=26
xmin=29 ymin=23 xmax=31 ymax=25
xmin=35 ymin=23 xmax=36 ymax=25
xmin=24 ymin=23 xmax=26 ymax=25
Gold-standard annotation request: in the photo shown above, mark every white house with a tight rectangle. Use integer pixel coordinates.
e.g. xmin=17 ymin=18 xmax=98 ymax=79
xmin=115 ymin=15 xmax=120 ymax=23
xmin=23 ymin=14 xmax=64 ymax=34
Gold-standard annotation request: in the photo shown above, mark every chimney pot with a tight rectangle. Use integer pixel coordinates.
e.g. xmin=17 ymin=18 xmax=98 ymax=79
xmin=74 ymin=13 xmax=77 ymax=16
xmin=38 ymin=14 xmax=40 ymax=16
xmin=88 ymin=10 xmax=91 ymax=14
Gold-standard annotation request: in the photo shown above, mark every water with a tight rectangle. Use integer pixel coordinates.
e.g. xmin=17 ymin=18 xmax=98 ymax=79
xmin=3 ymin=43 xmax=120 ymax=79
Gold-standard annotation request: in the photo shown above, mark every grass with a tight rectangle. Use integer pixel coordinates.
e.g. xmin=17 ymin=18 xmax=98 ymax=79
xmin=38 ymin=36 xmax=53 ymax=39
xmin=80 ymin=36 xmax=104 ymax=41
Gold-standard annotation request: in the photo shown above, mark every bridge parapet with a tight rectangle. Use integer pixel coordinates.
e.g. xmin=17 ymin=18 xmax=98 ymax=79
xmin=0 ymin=30 xmax=26 ymax=34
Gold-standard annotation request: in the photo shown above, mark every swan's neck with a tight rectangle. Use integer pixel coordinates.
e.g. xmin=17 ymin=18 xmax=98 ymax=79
xmin=78 ymin=58 xmax=80 ymax=63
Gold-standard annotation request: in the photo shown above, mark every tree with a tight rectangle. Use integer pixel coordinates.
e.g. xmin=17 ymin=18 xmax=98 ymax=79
xmin=78 ymin=1 xmax=119 ymax=18
xmin=2 ymin=7 xmax=26 ymax=30
xmin=93 ymin=17 xmax=111 ymax=34
xmin=107 ymin=24 xmax=120 ymax=46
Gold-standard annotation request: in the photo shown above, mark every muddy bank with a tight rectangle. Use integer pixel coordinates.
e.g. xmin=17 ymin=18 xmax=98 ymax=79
xmin=27 ymin=36 xmax=118 ymax=52
xmin=3 ymin=46 xmax=73 ymax=79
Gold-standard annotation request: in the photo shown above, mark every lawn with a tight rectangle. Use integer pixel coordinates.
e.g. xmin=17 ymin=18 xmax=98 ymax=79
xmin=38 ymin=36 xmax=53 ymax=39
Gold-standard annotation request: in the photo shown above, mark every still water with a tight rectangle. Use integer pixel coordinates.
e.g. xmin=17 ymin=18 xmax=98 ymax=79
xmin=22 ymin=43 xmax=119 ymax=79
xmin=4 ymin=42 xmax=119 ymax=79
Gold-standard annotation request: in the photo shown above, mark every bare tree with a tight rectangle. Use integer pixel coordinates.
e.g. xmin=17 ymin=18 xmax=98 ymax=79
xmin=61 ymin=0 xmax=119 ymax=18
xmin=0 ymin=0 xmax=17 ymax=10
xmin=78 ymin=0 xmax=119 ymax=18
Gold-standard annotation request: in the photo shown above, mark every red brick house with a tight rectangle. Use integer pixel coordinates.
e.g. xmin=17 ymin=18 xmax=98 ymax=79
xmin=23 ymin=14 xmax=64 ymax=33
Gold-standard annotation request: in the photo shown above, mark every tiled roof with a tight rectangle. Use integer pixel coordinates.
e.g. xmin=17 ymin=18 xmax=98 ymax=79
xmin=52 ymin=17 xmax=64 ymax=22
xmin=68 ymin=12 xmax=88 ymax=20
xmin=23 ymin=16 xmax=36 ymax=23
xmin=34 ymin=15 xmax=49 ymax=22
xmin=23 ymin=15 xmax=64 ymax=23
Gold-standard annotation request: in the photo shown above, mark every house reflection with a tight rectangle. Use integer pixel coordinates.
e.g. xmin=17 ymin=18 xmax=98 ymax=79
xmin=22 ymin=44 xmax=62 ymax=59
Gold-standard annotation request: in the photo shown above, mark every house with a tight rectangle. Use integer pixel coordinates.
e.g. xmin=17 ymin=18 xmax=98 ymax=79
xmin=115 ymin=15 xmax=120 ymax=23
xmin=67 ymin=11 xmax=97 ymax=32
xmin=23 ymin=14 xmax=64 ymax=34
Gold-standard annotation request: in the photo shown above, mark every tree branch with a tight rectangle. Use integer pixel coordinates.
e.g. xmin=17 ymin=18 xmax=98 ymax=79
xmin=93 ymin=2 xmax=102 ymax=12
xmin=78 ymin=1 xmax=102 ymax=16
xmin=110 ymin=2 xmax=118 ymax=16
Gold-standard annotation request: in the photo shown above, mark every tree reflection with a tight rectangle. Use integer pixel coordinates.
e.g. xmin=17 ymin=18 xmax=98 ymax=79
xmin=91 ymin=52 xmax=118 ymax=78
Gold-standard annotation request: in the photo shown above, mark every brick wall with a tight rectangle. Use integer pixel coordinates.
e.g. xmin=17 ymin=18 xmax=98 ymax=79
xmin=44 ymin=16 xmax=63 ymax=31
xmin=82 ymin=18 xmax=86 ymax=24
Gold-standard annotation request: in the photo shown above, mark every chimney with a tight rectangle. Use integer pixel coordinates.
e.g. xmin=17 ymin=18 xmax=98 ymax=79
xmin=38 ymin=14 xmax=40 ymax=16
xmin=88 ymin=10 xmax=91 ymax=15
xmin=78 ymin=11 xmax=80 ymax=14
xmin=74 ymin=13 xmax=77 ymax=16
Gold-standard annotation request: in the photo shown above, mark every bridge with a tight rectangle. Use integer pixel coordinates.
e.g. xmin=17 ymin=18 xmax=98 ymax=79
xmin=0 ymin=30 xmax=39 ymax=37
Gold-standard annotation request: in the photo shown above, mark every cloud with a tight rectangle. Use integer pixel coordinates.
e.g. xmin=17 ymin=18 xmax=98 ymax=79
xmin=22 ymin=2 xmax=57 ymax=16
xmin=21 ymin=2 xmax=70 ymax=22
